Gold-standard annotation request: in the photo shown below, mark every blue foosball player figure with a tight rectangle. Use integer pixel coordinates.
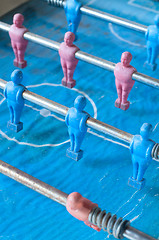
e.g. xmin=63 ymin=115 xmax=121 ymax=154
xmin=128 ymin=123 xmax=155 ymax=190
xmin=4 ymin=69 xmax=26 ymax=132
xmin=144 ymin=14 xmax=159 ymax=71
xmin=65 ymin=95 xmax=89 ymax=161
xmin=64 ymin=0 xmax=82 ymax=36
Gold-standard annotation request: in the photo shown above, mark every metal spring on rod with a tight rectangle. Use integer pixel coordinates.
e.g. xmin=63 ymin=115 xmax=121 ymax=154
xmin=152 ymin=143 xmax=159 ymax=161
xmin=88 ymin=207 xmax=130 ymax=239
xmin=45 ymin=0 xmax=65 ymax=7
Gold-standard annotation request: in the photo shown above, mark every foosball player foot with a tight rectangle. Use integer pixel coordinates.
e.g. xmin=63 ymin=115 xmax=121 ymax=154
xmin=13 ymin=59 xmax=19 ymax=67
xmin=144 ymin=61 xmax=157 ymax=71
xmin=128 ymin=177 xmax=146 ymax=190
xmin=62 ymin=78 xmax=67 ymax=86
xmin=7 ymin=121 xmax=23 ymax=132
xmin=67 ymin=80 xmax=76 ymax=88
xmin=66 ymin=148 xmax=83 ymax=161
xmin=18 ymin=60 xmax=27 ymax=69
xmin=121 ymin=101 xmax=130 ymax=111
xmin=115 ymin=99 xmax=121 ymax=108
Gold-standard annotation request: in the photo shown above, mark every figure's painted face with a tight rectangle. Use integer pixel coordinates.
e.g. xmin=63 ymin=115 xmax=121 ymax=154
xmin=121 ymin=55 xmax=131 ymax=67
xmin=64 ymin=36 xmax=73 ymax=46
xmin=13 ymin=14 xmax=24 ymax=27
xmin=14 ymin=19 xmax=22 ymax=27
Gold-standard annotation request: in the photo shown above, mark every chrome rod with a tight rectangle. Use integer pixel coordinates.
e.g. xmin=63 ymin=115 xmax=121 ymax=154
xmin=25 ymin=31 xmax=61 ymax=51
xmin=124 ymin=226 xmax=157 ymax=240
xmin=87 ymin=118 xmax=132 ymax=144
xmin=0 ymin=21 xmax=159 ymax=89
xmin=0 ymin=160 xmax=68 ymax=206
xmin=0 ymin=21 xmax=10 ymax=32
xmin=44 ymin=0 xmax=147 ymax=33
xmin=81 ymin=6 xmax=147 ymax=33
xmin=0 ymin=160 xmax=157 ymax=240
xmin=24 ymin=89 xmax=68 ymax=116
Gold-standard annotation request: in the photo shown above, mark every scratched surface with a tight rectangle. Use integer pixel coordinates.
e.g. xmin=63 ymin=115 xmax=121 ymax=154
xmin=0 ymin=0 xmax=159 ymax=239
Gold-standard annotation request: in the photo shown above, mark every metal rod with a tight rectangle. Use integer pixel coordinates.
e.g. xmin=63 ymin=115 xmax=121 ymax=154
xmin=0 ymin=78 xmax=133 ymax=144
xmin=86 ymin=118 xmax=132 ymax=144
xmin=0 ymin=159 xmax=157 ymax=240
xmin=124 ymin=226 xmax=157 ymax=240
xmin=44 ymin=0 xmax=147 ymax=33
xmin=25 ymin=31 xmax=61 ymax=51
xmin=80 ymin=6 xmax=147 ymax=33
xmin=0 ymin=160 xmax=68 ymax=206
xmin=0 ymin=21 xmax=159 ymax=89
xmin=23 ymin=88 xmax=68 ymax=116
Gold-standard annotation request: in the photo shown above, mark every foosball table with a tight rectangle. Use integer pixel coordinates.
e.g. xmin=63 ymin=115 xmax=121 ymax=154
xmin=0 ymin=0 xmax=159 ymax=239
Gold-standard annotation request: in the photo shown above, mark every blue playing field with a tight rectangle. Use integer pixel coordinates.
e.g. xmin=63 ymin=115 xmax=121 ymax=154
xmin=0 ymin=0 xmax=159 ymax=239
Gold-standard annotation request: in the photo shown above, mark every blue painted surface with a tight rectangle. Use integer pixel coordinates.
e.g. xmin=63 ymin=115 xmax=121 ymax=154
xmin=0 ymin=0 xmax=159 ymax=239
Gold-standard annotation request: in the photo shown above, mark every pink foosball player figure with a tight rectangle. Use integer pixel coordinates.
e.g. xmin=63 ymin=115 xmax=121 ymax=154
xmin=66 ymin=192 xmax=101 ymax=231
xmin=59 ymin=32 xmax=80 ymax=88
xmin=114 ymin=52 xmax=137 ymax=111
xmin=9 ymin=13 xmax=28 ymax=69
